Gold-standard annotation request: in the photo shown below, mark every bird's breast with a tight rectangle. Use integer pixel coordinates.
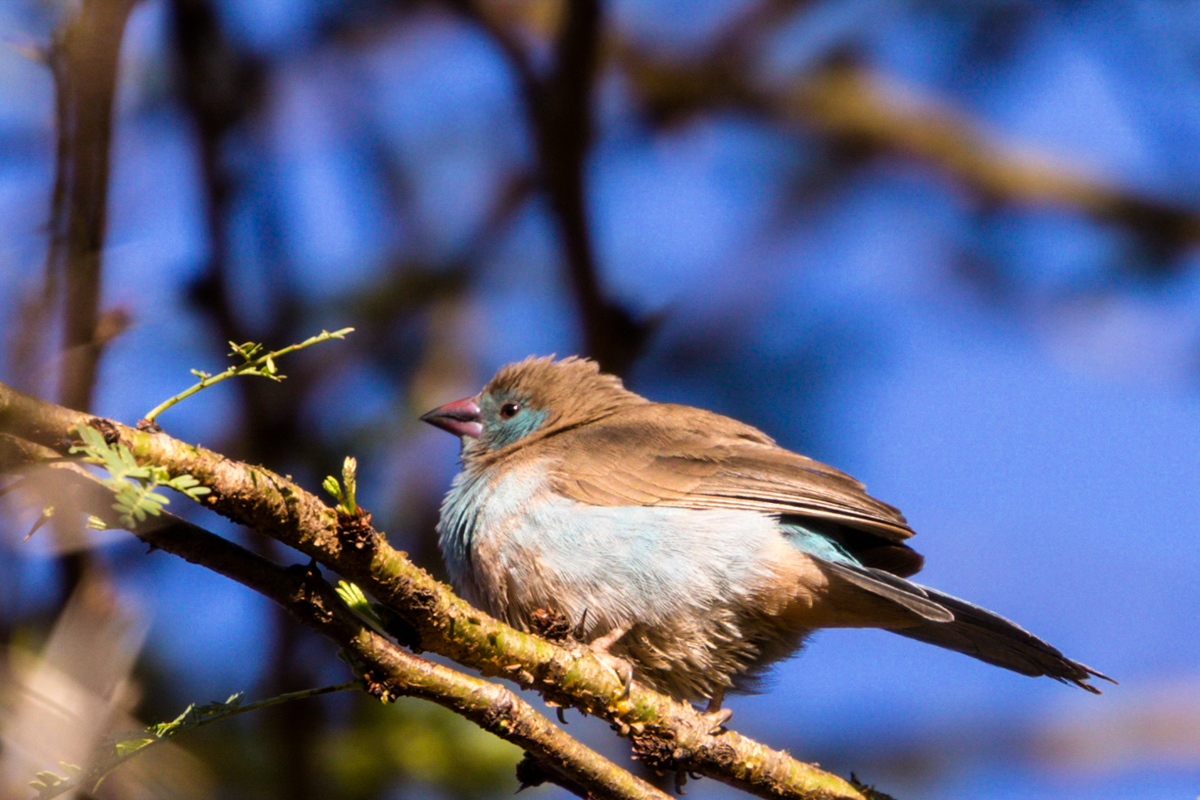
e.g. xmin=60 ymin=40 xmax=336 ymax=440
xmin=438 ymin=459 xmax=831 ymax=636
xmin=436 ymin=460 xmax=556 ymax=608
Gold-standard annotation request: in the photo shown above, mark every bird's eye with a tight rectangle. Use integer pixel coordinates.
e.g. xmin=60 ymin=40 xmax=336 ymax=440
xmin=499 ymin=402 xmax=521 ymax=420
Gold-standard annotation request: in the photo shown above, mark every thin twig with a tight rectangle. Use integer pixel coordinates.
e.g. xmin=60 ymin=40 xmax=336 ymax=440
xmin=140 ymin=328 xmax=353 ymax=424
xmin=36 ymin=682 xmax=360 ymax=800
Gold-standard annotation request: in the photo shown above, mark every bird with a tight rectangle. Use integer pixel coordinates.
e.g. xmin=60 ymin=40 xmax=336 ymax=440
xmin=421 ymin=355 xmax=1110 ymax=713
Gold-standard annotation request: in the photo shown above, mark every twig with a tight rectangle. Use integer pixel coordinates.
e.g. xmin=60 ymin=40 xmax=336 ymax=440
xmin=33 ymin=682 xmax=359 ymax=800
xmin=140 ymin=328 xmax=353 ymax=424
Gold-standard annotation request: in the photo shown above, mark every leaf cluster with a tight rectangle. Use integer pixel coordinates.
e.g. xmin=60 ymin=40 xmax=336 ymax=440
xmin=69 ymin=424 xmax=210 ymax=526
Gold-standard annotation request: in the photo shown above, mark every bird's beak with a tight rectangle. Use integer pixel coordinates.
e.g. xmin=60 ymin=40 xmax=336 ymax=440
xmin=420 ymin=397 xmax=483 ymax=438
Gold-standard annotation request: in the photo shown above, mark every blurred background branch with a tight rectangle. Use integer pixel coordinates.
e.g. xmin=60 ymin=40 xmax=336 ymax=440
xmin=459 ymin=0 xmax=651 ymax=375
xmin=619 ymin=48 xmax=1200 ymax=258
xmin=47 ymin=0 xmax=139 ymax=414
xmin=18 ymin=0 xmax=141 ymax=686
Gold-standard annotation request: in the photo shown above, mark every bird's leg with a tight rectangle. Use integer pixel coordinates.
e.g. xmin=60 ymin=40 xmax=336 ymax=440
xmin=587 ymin=625 xmax=634 ymax=700
xmin=702 ymin=687 xmax=732 ymax=734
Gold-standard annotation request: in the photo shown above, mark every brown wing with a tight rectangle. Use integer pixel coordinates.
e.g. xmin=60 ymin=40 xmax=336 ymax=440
xmin=540 ymin=402 xmax=915 ymax=542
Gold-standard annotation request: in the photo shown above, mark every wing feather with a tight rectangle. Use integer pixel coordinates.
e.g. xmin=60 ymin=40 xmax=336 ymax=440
xmin=540 ymin=403 xmax=914 ymax=542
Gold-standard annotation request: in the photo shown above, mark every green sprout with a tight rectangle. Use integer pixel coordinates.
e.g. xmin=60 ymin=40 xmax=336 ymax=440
xmin=323 ymin=456 xmax=359 ymax=516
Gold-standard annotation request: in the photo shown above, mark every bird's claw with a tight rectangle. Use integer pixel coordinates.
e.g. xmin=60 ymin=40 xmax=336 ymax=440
xmin=702 ymin=706 xmax=733 ymax=735
xmin=700 ymin=688 xmax=732 ymax=734
xmin=587 ymin=625 xmax=634 ymax=700
xmin=590 ymin=647 xmax=633 ymax=700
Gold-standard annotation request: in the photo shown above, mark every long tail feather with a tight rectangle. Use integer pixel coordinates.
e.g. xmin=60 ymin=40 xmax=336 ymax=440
xmin=820 ymin=560 xmax=954 ymax=622
xmin=816 ymin=558 xmax=1113 ymax=692
xmin=891 ymin=584 xmax=1114 ymax=693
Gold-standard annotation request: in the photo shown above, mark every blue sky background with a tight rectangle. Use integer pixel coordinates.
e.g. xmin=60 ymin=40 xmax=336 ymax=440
xmin=2 ymin=1 xmax=1199 ymax=799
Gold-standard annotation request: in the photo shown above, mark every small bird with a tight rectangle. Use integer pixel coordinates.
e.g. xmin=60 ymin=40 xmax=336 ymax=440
xmin=422 ymin=356 xmax=1109 ymax=711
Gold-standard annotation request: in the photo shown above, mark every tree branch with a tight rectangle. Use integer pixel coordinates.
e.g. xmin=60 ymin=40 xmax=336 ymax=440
xmin=0 ymin=381 xmax=885 ymax=800
xmin=0 ymin=436 xmax=671 ymax=800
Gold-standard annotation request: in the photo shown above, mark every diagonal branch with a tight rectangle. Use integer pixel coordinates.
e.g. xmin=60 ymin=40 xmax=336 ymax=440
xmin=0 ymin=382 xmax=887 ymax=800
xmin=0 ymin=435 xmax=671 ymax=800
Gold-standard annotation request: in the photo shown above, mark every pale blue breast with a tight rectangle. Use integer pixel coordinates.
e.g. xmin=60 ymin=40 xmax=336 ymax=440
xmin=437 ymin=460 xmax=789 ymax=638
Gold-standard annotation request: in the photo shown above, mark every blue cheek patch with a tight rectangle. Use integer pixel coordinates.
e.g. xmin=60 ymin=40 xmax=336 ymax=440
xmin=488 ymin=408 xmax=549 ymax=448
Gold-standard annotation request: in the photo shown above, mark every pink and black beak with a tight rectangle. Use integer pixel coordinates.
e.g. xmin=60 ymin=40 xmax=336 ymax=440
xmin=420 ymin=397 xmax=483 ymax=438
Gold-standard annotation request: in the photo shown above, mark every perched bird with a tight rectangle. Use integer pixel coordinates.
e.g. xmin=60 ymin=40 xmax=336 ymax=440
xmin=421 ymin=356 xmax=1110 ymax=711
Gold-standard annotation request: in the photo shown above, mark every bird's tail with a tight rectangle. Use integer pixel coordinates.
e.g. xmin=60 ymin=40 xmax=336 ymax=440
xmin=888 ymin=583 xmax=1113 ymax=692
xmin=820 ymin=560 xmax=1114 ymax=692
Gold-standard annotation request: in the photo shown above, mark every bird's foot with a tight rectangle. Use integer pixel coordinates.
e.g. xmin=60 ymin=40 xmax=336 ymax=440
xmin=701 ymin=707 xmax=733 ymax=735
xmin=701 ymin=690 xmax=732 ymax=735
xmin=590 ymin=649 xmax=634 ymax=701
xmin=675 ymin=769 xmax=688 ymax=795
xmin=588 ymin=626 xmax=634 ymax=700
xmin=674 ymin=766 xmax=704 ymax=794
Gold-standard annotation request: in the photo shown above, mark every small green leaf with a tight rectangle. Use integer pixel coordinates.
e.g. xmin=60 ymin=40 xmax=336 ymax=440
xmin=114 ymin=738 xmax=154 ymax=756
xmin=230 ymin=341 xmax=263 ymax=361
xmin=115 ymin=444 xmax=141 ymax=473
xmin=336 ymin=581 xmax=387 ymax=632
xmin=79 ymin=425 xmax=105 ymax=448
xmin=143 ymin=491 xmax=169 ymax=509
xmin=336 ymin=580 xmax=367 ymax=609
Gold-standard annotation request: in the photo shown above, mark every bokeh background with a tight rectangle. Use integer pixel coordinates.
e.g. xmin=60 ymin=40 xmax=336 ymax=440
xmin=2 ymin=1 xmax=1199 ymax=798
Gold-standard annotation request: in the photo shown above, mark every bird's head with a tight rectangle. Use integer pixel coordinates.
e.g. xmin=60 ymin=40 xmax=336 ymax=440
xmin=420 ymin=356 xmax=643 ymax=460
